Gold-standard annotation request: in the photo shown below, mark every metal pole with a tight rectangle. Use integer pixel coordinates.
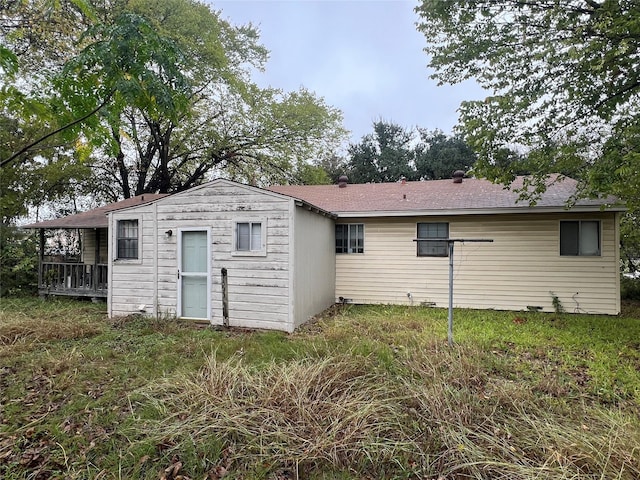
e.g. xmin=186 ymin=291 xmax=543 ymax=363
xmin=448 ymin=241 xmax=454 ymax=346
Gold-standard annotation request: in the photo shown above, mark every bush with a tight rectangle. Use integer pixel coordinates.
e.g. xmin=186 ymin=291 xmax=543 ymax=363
xmin=621 ymin=276 xmax=640 ymax=301
xmin=0 ymin=225 xmax=38 ymax=296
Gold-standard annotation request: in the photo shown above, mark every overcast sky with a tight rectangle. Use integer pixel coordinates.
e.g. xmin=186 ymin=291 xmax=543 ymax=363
xmin=212 ymin=0 xmax=485 ymax=146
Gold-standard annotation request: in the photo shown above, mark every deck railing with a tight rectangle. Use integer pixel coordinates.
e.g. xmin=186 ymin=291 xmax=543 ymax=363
xmin=40 ymin=262 xmax=108 ymax=297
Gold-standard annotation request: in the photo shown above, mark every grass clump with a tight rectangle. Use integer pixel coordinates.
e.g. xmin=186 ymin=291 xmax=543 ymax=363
xmin=137 ymin=354 xmax=418 ymax=477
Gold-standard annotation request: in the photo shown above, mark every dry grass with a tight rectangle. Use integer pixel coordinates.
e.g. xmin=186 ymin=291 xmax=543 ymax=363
xmin=137 ymin=341 xmax=640 ymax=479
xmin=0 ymin=297 xmax=105 ymax=352
xmin=138 ymin=353 xmax=419 ymax=476
xmin=402 ymin=343 xmax=640 ymax=479
xmin=2 ymin=298 xmax=640 ymax=479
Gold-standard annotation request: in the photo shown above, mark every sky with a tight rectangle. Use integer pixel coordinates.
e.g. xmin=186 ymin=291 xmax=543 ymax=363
xmin=213 ymin=0 xmax=486 ymax=145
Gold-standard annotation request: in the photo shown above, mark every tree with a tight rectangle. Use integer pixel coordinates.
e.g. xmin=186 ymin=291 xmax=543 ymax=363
xmin=75 ymin=0 xmax=346 ymax=198
xmin=344 ymin=121 xmax=477 ymax=183
xmin=415 ymin=1 xmax=640 ymax=207
xmin=347 ymin=121 xmax=417 ymax=183
xmin=1 ymin=0 xmax=346 ymax=209
xmin=415 ymin=129 xmax=476 ymax=180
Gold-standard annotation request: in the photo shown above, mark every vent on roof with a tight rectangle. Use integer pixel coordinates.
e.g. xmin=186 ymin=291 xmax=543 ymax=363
xmin=338 ymin=175 xmax=349 ymax=188
xmin=452 ymin=170 xmax=465 ymax=183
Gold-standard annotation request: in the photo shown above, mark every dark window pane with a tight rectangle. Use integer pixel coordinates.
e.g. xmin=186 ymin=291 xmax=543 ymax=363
xmin=417 ymin=222 xmax=449 ymax=257
xmin=117 ymin=220 xmax=138 ymax=259
xmin=335 ymin=224 xmax=363 ymax=254
xmin=560 ymin=221 xmax=579 ymax=256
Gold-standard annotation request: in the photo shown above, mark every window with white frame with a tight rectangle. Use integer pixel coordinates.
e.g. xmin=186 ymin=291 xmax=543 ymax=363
xmin=417 ymin=222 xmax=449 ymax=257
xmin=560 ymin=220 xmax=600 ymax=256
xmin=335 ymin=224 xmax=364 ymax=254
xmin=116 ymin=219 xmax=139 ymax=259
xmin=233 ymin=219 xmax=266 ymax=255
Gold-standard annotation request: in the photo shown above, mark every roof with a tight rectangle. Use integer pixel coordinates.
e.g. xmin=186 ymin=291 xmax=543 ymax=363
xmin=22 ymin=194 xmax=169 ymax=229
xmin=268 ymin=175 xmax=623 ymax=217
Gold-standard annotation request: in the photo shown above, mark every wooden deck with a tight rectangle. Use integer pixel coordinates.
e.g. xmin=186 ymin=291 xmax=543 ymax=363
xmin=39 ymin=262 xmax=108 ymax=298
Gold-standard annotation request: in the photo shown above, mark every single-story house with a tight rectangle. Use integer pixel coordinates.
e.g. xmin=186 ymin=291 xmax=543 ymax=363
xmin=24 ymin=174 xmax=624 ymax=331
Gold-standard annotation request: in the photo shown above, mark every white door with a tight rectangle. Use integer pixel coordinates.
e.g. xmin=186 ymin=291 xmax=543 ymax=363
xmin=179 ymin=230 xmax=210 ymax=319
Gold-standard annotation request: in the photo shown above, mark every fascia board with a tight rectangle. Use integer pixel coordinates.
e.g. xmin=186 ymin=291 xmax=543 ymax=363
xmin=334 ymin=205 xmax=626 ymax=218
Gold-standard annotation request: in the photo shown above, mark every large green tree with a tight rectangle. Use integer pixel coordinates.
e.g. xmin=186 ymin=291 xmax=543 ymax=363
xmin=345 ymin=121 xmax=477 ymax=183
xmin=415 ymin=0 xmax=639 ymax=206
xmin=77 ymin=0 xmax=345 ymax=199
xmin=415 ymin=129 xmax=477 ymax=180
xmin=347 ymin=121 xmax=416 ymax=183
xmin=1 ymin=0 xmax=346 ymax=208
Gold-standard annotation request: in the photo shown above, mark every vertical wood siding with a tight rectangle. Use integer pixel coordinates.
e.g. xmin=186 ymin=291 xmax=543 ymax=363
xmin=336 ymin=212 xmax=620 ymax=314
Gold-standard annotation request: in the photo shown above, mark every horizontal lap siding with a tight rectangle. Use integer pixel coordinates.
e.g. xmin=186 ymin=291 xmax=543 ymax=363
xmin=336 ymin=212 xmax=619 ymax=314
xmin=81 ymin=228 xmax=108 ymax=265
xmin=155 ymin=184 xmax=292 ymax=330
xmin=109 ymin=207 xmax=157 ymax=317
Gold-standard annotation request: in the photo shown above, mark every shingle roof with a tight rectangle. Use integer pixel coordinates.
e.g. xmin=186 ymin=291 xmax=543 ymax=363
xmin=22 ymin=194 xmax=169 ymax=229
xmin=268 ymin=175 xmax=622 ymax=216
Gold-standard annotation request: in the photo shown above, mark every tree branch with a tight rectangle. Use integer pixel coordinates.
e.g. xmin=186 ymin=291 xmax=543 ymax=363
xmin=0 ymin=93 xmax=112 ymax=169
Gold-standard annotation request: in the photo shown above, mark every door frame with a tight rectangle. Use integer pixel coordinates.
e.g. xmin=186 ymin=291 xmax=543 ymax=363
xmin=177 ymin=227 xmax=212 ymax=320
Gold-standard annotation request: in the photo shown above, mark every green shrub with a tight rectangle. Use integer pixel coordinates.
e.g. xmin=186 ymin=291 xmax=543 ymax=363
xmin=0 ymin=225 xmax=38 ymax=296
xmin=621 ymin=276 xmax=640 ymax=301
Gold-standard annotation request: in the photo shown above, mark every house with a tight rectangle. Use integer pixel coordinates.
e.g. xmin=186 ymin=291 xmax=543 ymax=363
xmin=26 ymin=179 xmax=336 ymax=332
xmin=24 ymin=174 xmax=624 ymax=331
xmin=269 ymin=173 xmax=623 ymax=316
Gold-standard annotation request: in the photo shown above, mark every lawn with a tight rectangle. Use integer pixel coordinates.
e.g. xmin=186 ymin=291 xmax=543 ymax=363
xmin=1 ymin=297 xmax=639 ymax=479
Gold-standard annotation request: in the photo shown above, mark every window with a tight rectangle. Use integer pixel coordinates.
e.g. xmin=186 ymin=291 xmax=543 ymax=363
xmin=335 ymin=224 xmax=364 ymax=254
xmin=117 ymin=219 xmax=138 ymax=259
xmin=417 ymin=222 xmax=449 ymax=257
xmin=234 ymin=220 xmax=265 ymax=255
xmin=560 ymin=220 xmax=600 ymax=256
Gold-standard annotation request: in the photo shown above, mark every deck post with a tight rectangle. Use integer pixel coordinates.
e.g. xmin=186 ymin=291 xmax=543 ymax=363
xmin=38 ymin=229 xmax=44 ymax=294
xmin=93 ymin=228 xmax=100 ymax=293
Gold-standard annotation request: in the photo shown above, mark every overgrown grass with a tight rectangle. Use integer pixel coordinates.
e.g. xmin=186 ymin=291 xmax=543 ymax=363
xmin=1 ymin=297 xmax=640 ymax=479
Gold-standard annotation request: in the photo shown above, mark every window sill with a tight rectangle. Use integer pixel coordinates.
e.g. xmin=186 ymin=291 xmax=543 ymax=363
xmin=113 ymin=258 xmax=143 ymax=265
xmin=231 ymin=250 xmax=267 ymax=257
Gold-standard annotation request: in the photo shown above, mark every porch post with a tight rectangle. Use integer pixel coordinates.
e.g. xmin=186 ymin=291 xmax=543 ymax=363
xmin=93 ymin=228 xmax=100 ymax=292
xmin=38 ymin=228 xmax=44 ymax=291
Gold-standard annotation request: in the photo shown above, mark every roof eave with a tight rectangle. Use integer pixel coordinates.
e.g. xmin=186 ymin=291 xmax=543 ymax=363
xmin=334 ymin=204 xmax=626 ymax=218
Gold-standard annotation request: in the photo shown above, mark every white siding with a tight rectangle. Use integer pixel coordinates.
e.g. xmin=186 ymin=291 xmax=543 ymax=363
xmin=108 ymin=208 xmax=156 ymax=317
xmin=152 ymin=181 xmax=293 ymax=330
xmin=292 ymin=206 xmax=335 ymax=328
xmin=336 ymin=212 xmax=620 ymax=315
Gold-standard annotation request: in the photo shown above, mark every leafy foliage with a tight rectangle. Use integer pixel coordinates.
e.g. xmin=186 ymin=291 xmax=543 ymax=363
xmin=73 ymin=0 xmax=346 ymax=198
xmin=0 ymin=226 xmax=37 ymax=296
xmin=0 ymin=0 xmax=346 ymax=216
xmin=415 ymin=128 xmax=477 ymax=179
xmin=345 ymin=121 xmax=476 ymax=183
xmin=416 ymin=0 xmax=640 ymax=266
xmin=415 ymin=0 xmax=640 ymax=205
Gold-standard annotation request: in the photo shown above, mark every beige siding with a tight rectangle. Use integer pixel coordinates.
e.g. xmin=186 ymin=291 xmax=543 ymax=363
xmin=292 ymin=206 xmax=335 ymax=328
xmin=336 ymin=212 xmax=620 ymax=315
xmin=81 ymin=228 xmax=108 ymax=265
